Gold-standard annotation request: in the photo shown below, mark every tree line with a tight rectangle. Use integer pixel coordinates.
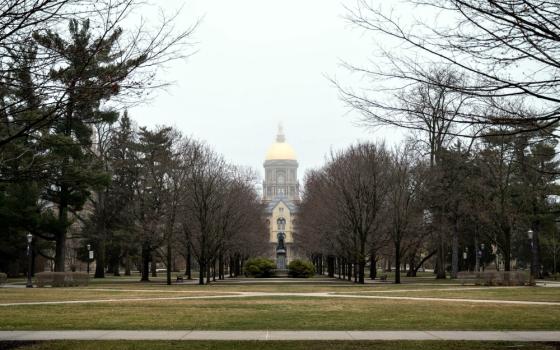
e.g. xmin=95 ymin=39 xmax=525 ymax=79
xmin=299 ymin=126 xmax=560 ymax=283
xmin=303 ymin=0 xmax=560 ymax=283
xmin=85 ymin=115 xmax=267 ymax=285
xmin=0 ymin=1 xmax=268 ymax=284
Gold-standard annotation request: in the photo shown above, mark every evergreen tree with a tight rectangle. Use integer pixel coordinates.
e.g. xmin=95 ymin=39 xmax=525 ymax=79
xmin=135 ymin=127 xmax=174 ymax=281
xmin=34 ymin=19 xmax=146 ymax=271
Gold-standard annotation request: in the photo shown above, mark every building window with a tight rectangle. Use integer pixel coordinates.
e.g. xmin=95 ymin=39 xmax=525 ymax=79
xmin=277 ymin=218 xmax=286 ymax=231
xmin=277 ymin=171 xmax=285 ymax=184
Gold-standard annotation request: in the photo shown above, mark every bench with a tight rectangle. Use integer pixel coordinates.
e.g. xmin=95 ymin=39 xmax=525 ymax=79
xmin=456 ymin=271 xmax=531 ymax=286
xmin=176 ymin=275 xmax=184 ymax=283
xmin=457 ymin=272 xmax=478 ymax=285
xmin=379 ymin=274 xmax=387 ymax=281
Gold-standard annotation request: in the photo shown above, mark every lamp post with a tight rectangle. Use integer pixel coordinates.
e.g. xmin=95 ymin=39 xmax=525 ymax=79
xmin=480 ymin=243 xmax=485 ymax=272
xmin=26 ymin=233 xmax=33 ymax=288
xmin=87 ymin=244 xmax=91 ymax=275
xmin=463 ymin=249 xmax=468 ymax=272
xmin=528 ymin=229 xmax=535 ymax=284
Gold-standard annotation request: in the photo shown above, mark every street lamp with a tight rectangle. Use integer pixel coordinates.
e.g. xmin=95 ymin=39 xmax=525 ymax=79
xmin=528 ymin=229 xmax=536 ymax=283
xmin=480 ymin=243 xmax=485 ymax=272
xmin=26 ymin=233 xmax=33 ymax=288
xmin=86 ymin=244 xmax=91 ymax=275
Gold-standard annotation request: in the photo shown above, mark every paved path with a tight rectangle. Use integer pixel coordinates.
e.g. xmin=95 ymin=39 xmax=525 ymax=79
xmin=0 ymin=330 xmax=559 ymax=342
xmin=2 ymin=291 xmax=560 ymax=307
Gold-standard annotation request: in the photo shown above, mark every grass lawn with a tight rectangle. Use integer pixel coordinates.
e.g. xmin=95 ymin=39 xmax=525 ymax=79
xmin=1 ymin=277 xmax=559 ymax=332
xmin=338 ymin=287 xmax=560 ymax=302
xmin=1 ymin=296 xmax=559 ymax=331
xmin=0 ymin=289 xmax=233 ymax=303
xmin=2 ymin=340 xmax=558 ymax=350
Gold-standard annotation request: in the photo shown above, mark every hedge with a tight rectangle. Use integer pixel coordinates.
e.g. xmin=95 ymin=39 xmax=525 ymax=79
xmin=245 ymin=258 xmax=276 ymax=278
xmin=0 ymin=273 xmax=6 ymax=284
xmin=36 ymin=272 xmax=89 ymax=287
xmin=288 ymin=259 xmax=316 ymax=278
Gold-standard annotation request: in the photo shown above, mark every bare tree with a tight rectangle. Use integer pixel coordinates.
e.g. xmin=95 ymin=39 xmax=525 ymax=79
xmin=299 ymin=143 xmax=391 ymax=284
xmin=341 ymin=0 xmax=560 ymax=134
xmin=386 ymin=144 xmax=425 ymax=283
xmin=0 ymin=0 xmax=197 ymax=150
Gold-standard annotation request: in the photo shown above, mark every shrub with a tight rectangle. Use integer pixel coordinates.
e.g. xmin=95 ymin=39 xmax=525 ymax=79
xmin=0 ymin=273 xmax=6 ymax=284
xmin=245 ymin=258 xmax=276 ymax=278
xmin=36 ymin=272 xmax=89 ymax=287
xmin=288 ymin=259 xmax=316 ymax=278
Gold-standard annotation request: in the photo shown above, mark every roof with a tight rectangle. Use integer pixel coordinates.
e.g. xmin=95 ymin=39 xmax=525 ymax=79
xmin=265 ymin=196 xmax=298 ymax=214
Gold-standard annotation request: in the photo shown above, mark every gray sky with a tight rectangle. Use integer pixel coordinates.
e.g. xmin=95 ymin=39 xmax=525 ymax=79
xmin=131 ymin=0 xmax=404 ymax=182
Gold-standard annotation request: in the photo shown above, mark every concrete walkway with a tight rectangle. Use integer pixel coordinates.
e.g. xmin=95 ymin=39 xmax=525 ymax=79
xmin=0 ymin=330 xmax=559 ymax=342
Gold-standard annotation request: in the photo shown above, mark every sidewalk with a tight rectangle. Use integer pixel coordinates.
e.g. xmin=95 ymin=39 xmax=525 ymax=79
xmin=0 ymin=331 xmax=559 ymax=342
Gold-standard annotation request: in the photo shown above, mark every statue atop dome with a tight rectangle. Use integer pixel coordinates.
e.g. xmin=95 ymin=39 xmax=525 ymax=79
xmin=265 ymin=123 xmax=297 ymax=161
xmin=276 ymin=123 xmax=285 ymax=142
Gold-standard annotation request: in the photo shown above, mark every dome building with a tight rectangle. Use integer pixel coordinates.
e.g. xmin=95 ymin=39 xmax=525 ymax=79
xmin=263 ymin=125 xmax=300 ymax=269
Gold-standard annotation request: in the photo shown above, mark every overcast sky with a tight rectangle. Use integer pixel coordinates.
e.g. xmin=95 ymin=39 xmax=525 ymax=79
xmin=130 ymin=0 xmax=404 ymax=183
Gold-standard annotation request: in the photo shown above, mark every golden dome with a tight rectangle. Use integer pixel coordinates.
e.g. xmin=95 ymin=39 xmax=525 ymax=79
xmin=265 ymin=124 xmax=297 ymax=161
xmin=266 ymin=142 xmax=297 ymax=160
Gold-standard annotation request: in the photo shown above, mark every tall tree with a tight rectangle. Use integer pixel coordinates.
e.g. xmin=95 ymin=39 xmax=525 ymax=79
xmin=135 ymin=126 xmax=174 ymax=281
xmin=386 ymin=145 xmax=425 ymax=283
xmin=343 ymin=0 xmax=560 ymax=134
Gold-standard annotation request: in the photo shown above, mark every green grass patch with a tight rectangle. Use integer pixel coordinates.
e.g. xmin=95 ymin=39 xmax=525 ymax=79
xmin=4 ymin=340 xmax=558 ymax=350
xmin=1 ymin=296 xmax=559 ymax=331
xmin=338 ymin=287 xmax=560 ymax=302
xmin=0 ymin=289 xmax=232 ymax=303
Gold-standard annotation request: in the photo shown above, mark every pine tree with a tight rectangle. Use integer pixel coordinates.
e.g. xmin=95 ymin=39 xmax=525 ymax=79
xmin=34 ymin=19 xmax=146 ymax=271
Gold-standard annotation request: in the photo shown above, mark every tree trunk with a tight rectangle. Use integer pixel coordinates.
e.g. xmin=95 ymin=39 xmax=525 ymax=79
xmin=151 ymin=253 xmax=157 ymax=277
xmin=94 ymin=238 xmax=106 ymax=278
xmin=394 ymin=240 xmax=401 ymax=284
xmin=212 ymin=259 xmax=216 ymax=282
xmin=451 ymin=217 xmax=459 ymax=279
xmin=503 ymin=226 xmax=512 ymax=271
xmin=369 ymin=252 xmax=376 ymax=279
xmin=124 ymin=249 xmax=131 ymax=276
xmin=113 ymin=259 xmax=120 ymax=277
xmin=198 ymin=260 xmax=205 ymax=285
xmin=534 ymin=229 xmax=542 ymax=279
xmin=436 ymin=234 xmax=446 ymax=279
xmin=186 ymin=245 xmax=192 ymax=279
xmin=54 ymin=186 xmax=69 ymax=272
xmin=327 ymin=256 xmax=335 ymax=277
xmin=141 ymin=243 xmax=150 ymax=282
xmin=406 ymin=251 xmax=416 ymax=277
xmin=166 ymin=242 xmax=172 ymax=286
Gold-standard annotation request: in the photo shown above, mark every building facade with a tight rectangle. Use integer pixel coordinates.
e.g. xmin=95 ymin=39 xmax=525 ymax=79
xmin=263 ymin=125 xmax=300 ymax=269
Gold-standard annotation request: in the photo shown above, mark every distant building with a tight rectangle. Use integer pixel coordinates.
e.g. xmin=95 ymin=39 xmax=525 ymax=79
xmin=263 ymin=125 xmax=300 ymax=269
